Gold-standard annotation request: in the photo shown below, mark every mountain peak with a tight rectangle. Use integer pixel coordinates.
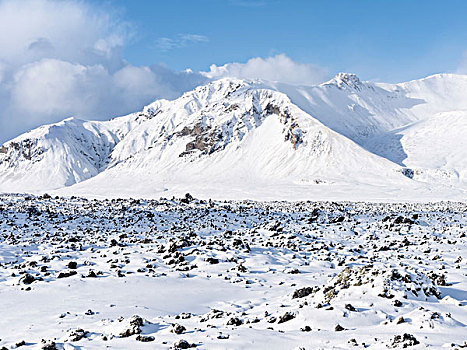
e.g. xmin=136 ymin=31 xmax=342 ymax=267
xmin=326 ymin=72 xmax=362 ymax=89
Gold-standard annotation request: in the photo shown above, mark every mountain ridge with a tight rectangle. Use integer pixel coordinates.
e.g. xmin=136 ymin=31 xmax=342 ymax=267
xmin=0 ymin=73 xmax=466 ymax=201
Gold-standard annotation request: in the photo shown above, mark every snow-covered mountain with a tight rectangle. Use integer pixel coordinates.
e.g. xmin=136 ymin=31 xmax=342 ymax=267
xmin=0 ymin=74 xmax=466 ymax=201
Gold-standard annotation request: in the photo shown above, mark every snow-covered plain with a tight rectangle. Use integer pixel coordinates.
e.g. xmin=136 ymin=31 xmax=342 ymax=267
xmin=0 ymin=194 xmax=465 ymax=349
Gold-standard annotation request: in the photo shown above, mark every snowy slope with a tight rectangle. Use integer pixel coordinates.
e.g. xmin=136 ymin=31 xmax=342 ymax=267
xmin=59 ymin=79 xmax=409 ymax=199
xmin=265 ymin=73 xmax=467 ymax=144
xmin=365 ymin=110 xmax=467 ymax=185
xmin=0 ymin=74 xmax=466 ymax=200
xmin=0 ymin=107 xmax=159 ymax=191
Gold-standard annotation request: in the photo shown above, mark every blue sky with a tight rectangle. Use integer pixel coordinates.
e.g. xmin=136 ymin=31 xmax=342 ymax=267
xmin=110 ymin=0 xmax=467 ymax=82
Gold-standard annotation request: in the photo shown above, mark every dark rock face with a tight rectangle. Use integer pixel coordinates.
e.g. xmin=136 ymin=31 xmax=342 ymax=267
xmin=178 ymin=123 xmax=223 ymax=157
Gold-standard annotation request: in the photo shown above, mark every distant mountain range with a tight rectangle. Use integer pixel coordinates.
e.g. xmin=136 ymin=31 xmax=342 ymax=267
xmin=1 ymin=73 xmax=466 ymax=201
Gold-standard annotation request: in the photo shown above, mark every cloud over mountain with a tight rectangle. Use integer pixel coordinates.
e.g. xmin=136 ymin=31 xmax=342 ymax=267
xmin=203 ymin=54 xmax=329 ymax=86
xmin=0 ymin=0 xmax=207 ymax=143
xmin=0 ymin=0 xmax=330 ymax=144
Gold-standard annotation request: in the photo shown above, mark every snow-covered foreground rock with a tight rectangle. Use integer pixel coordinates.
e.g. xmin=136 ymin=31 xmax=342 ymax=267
xmin=0 ymin=194 xmax=465 ymax=349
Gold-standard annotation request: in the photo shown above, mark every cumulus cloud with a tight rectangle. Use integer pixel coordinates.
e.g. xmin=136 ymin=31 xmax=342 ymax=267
xmin=0 ymin=0 xmax=127 ymax=68
xmin=203 ymin=54 xmax=329 ymax=86
xmin=8 ymin=59 xmax=205 ymax=122
xmin=0 ymin=0 xmax=207 ymax=143
xmin=0 ymin=1 xmax=328 ymax=144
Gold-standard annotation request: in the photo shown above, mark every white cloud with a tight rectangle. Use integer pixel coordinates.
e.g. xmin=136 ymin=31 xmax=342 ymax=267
xmin=0 ymin=0 xmax=207 ymax=143
xmin=203 ymin=54 xmax=329 ymax=86
xmin=155 ymin=34 xmax=209 ymax=52
xmin=4 ymin=58 xmax=207 ymax=134
xmin=0 ymin=0 xmax=128 ymax=67
xmin=11 ymin=59 xmax=108 ymax=118
xmin=0 ymin=1 xmax=328 ymax=144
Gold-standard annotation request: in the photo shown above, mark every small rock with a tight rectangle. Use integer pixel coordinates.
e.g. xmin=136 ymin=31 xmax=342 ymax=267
xmin=292 ymin=287 xmax=314 ymax=299
xmin=334 ymin=324 xmax=346 ymax=331
xmin=390 ymin=333 xmax=419 ymax=348
xmin=120 ymin=315 xmax=144 ymax=337
xmin=68 ymin=328 xmax=88 ymax=341
xmin=41 ymin=341 xmax=57 ymax=350
xmin=136 ymin=335 xmax=155 ymax=342
xmin=20 ymin=273 xmax=36 ymax=285
xmin=278 ymin=312 xmax=295 ymax=324
xmin=206 ymin=257 xmax=219 ymax=264
xmin=173 ymin=339 xmax=195 ymax=349
xmin=227 ymin=317 xmax=243 ymax=326
xmin=15 ymin=341 xmax=26 ymax=347
xmin=57 ymin=270 xmax=77 ymax=279
xmin=171 ymin=323 xmax=186 ymax=334
xmin=67 ymin=261 xmax=78 ymax=269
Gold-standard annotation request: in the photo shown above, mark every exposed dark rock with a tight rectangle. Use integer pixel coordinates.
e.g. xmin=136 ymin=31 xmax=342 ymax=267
xmin=171 ymin=323 xmax=186 ymax=334
xmin=57 ymin=271 xmax=77 ymax=279
xmin=173 ymin=339 xmax=196 ymax=349
xmin=227 ymin=317 xmax=243 ymax=326
xmin=136 ymin=335 xmax=155 ymax=342
xmin=20 ymin=273 xmax=36 ymax=285
xmin=334 ymin=324 xmax=346 ymax=331
xmin=390 ymin=333 xmax=419 ymax=348
xmin=292 ymin=287 xmax=314 ymax=299
xmin=277 ymin=312 xmax=295 ymax=324
xmin=206 ymin=257 xmax=219 ymax=264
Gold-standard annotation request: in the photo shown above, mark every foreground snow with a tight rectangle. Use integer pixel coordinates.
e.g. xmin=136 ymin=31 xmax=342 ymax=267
xmin=0 ymin=194 xmax=465 ymax=349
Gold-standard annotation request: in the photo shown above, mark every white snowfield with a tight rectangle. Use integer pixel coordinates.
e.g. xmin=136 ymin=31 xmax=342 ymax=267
xmin=1 ymin=73 xmax=466 ymax=350
xmin=0 ymin=195 xmax=465 ymax=349
xmin=0 ymin=73 xmax=466 ymax=201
